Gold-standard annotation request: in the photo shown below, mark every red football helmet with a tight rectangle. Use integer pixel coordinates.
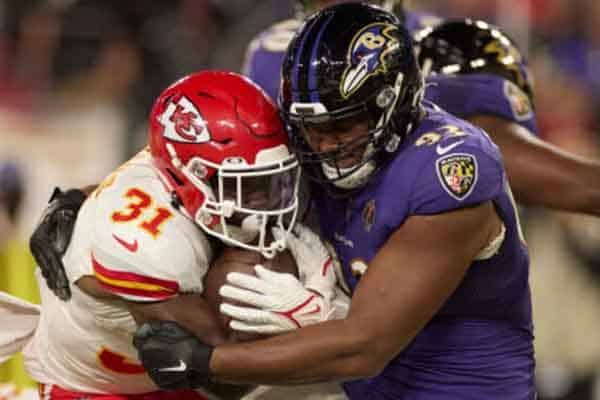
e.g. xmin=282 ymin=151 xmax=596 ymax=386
xmin=149 ymin=71 xmax=300 ymax=257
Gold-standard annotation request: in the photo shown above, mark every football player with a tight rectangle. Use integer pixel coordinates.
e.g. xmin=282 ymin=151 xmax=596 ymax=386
xmin=13 ymin=70 xmax=337 ymax=400
xmin=243 ymin=1 xmax=600 ymax=216
xmin=133 ymin=4 xmax=536 ymax=398
xmin=416 ymin=19 xmax=600 ymax=215
xmin=242 ymin=1 xmax=437 ymax=103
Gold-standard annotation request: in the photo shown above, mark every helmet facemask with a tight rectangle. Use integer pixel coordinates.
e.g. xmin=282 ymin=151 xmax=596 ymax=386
xmin=281 ymin=3 xmax=423 ymax=196
xmin=284 ymin=71 xmax=416 ymax=192
xmin=166 ymin=143 xmax=301 ymax=259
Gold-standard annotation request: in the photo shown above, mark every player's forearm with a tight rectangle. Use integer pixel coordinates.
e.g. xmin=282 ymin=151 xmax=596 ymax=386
xmin=505 ymin=139 xmax=600 ymax=215
xmin=128 ymin=293 xmax=228 ymax=347
xmin=471 ymin=115 xmax=600 ymax=216
xmin=210 ymin=318 xmax=380 ymax=385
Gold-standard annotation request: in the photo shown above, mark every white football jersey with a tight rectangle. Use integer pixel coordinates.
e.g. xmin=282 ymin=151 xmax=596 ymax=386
xmin=24 ymin=150 xmax=213 ymax=394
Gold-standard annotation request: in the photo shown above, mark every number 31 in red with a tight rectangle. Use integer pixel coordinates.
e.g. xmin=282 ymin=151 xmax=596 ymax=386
xmin=111 ymin=188 xmax=173 ymax=237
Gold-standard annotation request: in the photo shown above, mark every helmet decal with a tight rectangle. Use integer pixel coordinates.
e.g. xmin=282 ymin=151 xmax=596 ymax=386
xmin=149 ymin=71 xmax=300 ymax=258
xmin=416 ymin=19 xmax=534 ymax=101
xmin=483 ymin=38 xmax=528 ymax=90
xmin=340 ymin=23 xmax=399 ymax=99
xmin=159 ymin=95 xmax=211 ymax=144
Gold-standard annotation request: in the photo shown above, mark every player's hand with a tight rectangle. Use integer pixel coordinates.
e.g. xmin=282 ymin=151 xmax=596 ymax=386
xmin=219 ymin=265 xmax=335 ymax=335
xmin=133 ymin=320 xmax=214 ymax=390
xmin=272 ymin=223 xmax=336 ymax=300
xmin=29 ymin=187 xmax=86 ymax=301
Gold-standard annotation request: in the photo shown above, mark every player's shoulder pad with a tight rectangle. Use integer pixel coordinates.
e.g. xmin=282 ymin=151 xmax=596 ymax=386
xmin=399 ymin=107 xmax=505 ymax=216
xmin=89 ymin=164 xmax=212 ymax=302
xmin=425 ymin=74 xmax=538 ymax=136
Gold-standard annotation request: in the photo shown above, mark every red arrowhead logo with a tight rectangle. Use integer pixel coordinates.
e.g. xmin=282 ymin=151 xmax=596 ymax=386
xmin=112 ymin=234 xmax=138 ymax=253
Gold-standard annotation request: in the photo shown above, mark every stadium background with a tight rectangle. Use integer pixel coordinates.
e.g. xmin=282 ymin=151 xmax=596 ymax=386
xmin=0 ymin=0 xmax=599 ymax=399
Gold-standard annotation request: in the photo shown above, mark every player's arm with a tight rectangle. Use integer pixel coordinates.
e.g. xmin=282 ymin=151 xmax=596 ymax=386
xmin=135 ymin=201 xmax=501 ymax=386
xmin=469 ymin=115 xmax=600 ymax=216
xmin=76 ymin=275 xmax=251 ymax=399
xmin=127 ymin=290 xmax=257 ymax=398
xmin=76 ymin=272 xmax=227 ymax=347
xmin=127 ymin=292 xmax=226 ymax=346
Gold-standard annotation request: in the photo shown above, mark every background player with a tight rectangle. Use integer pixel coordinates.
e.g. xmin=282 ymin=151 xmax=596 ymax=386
xmin=416 ymin=19 xmax=600 ymax=215
xmin=243 ymin=0 xmax=600 ymax=217
xmin=242 ymin=1 xmax=432 ymax=103
xmin=133 ymin=5 xmax=535 ymax=398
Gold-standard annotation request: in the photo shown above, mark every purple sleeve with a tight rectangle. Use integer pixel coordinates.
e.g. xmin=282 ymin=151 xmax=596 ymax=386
xmin=242 ymin=45 xmax=286 ymax=102
xmin=408 ymin=144 xmax=505 ymax=215
xmin=405 ymin=11 xmax=444 ymax=34
xmin=241 ymin=20 xmax=300 ymax=102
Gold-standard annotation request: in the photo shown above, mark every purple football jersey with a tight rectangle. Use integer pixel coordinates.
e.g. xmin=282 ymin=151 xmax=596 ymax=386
xmin=313 ymin=105 xmax=535 ymax=399
xmin=242 ymin=19 xmax=301 ymax=101
xmin=426 ymin=73 xmax=539 ymax=136
xmin=404 ymin=9 xmax=442 ymax=33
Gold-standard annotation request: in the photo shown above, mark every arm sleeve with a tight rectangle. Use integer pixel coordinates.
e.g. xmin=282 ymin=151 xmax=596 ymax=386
xmin=90 ymin=229 xmax=206 ymax=303
xmin=409 ymin=145 xmax=505 ymax=215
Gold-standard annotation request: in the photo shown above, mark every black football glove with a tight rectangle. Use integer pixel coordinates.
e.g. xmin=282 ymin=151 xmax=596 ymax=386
xmin=29 ymin=187 xmax=86 ymax=301
xmin=133 ymin=320 xmax=214 ymax=390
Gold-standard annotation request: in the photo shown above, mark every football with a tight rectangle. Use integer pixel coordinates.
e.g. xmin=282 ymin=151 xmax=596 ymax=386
xmin=203 ymin=246 xmax=298 ymax=342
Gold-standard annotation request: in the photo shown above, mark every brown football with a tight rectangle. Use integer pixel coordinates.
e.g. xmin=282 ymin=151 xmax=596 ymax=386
xmin=203 ymin=246 xmax=298 ymax=342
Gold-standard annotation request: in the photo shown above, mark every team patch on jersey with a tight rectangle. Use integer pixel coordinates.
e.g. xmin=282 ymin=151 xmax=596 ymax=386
xmin=503 ymin=80 xmax=533 ymax=121
xmin=361 ymin=199 xmax=376 ymax=232
xmin=436 ymin=153 xmax=478 ymax=200
xmin=340 ymin=23 xmax=399 ymax=98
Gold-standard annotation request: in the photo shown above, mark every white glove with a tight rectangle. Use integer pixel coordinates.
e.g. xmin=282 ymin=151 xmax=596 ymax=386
xmin=272 ymin=223 xmax=337 ymax=301
xmin=219 ymin=265 xmax=335 ymax=335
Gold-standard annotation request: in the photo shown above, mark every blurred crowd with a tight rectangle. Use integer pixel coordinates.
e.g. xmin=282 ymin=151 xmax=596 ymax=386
xmin=0 ymin=0 xmax=600 ymax=399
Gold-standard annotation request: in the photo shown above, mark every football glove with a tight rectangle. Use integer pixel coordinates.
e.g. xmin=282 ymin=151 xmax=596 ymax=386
xmin=272 ymin=223 xmax=336 ymax=300
xmin=219 ymin=265 xmax=335 ymax=335
xmin=133 ymin=320 xmax=214 ymax=390
xmin=29 ymin=187 xmax=86 ymax=301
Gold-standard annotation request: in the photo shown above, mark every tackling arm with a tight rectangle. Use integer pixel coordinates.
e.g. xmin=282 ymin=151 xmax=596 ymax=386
xmin=76 ymin=276 xmax=251 ymax=398
xmin=128 ymin=294 xmax=254 ymax=399
xmin=127 ymin=293 xmax=227 ymax=346
xmin=470 ymin=115 xmax=600 ymax=216
xmin=135 ymin=201 xmax=501 ymax=387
